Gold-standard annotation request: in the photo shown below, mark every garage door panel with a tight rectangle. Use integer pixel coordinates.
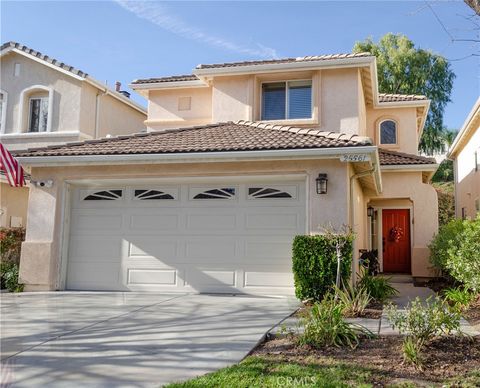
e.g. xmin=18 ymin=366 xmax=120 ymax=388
xmin=245 ymin=213 xmax=300 ymax=230
xmin=185 ymin=268 xmax=237 ymax=288
xmin=72 ymin=214 xmax=123 ymax=231
xmin=67 ymin=262 xmax=121 ymax=286
xmin=127 ymin=239 xmax=177 ymax=258
xmin=245 ymin=240 xmax=294 ymax=261
xmin=185 ymin=239 xmax=237 ymax=260
xmin=126 ymin=268 xmax=177 ymax=286
xmin=244 ymin=271 xmax=294 ymax=288
xmin=68 ymin=237 xmax=122 ymax=261
xmin=186 ymin=214 xmax=237 ymax=230
xmin=67 ymin=179 xmax=305 ymax=294
xmin=129 ymin=214 xmax=179 ymax=230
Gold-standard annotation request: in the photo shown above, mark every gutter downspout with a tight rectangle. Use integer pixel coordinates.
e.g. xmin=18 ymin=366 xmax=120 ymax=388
xmin=94 ymin=88 xmax=108 ymax=139
xmin=349 ymin=164 xmax=377 ymax=282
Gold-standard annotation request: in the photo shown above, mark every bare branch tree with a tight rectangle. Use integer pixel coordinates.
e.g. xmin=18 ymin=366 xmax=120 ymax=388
xmin=464 ymin=0 xmax=480 ymax=16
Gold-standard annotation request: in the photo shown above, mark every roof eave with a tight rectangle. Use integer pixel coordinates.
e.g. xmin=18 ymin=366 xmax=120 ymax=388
xmin=129 ymin=80 xmax=208 ymax=91
xmin=447 ymin=97 xmax=480 ymax=159
xmin=192 ymin=56 xmax=375 ymax=78
xmin=18 ymin=145 xmax=378 ymax=168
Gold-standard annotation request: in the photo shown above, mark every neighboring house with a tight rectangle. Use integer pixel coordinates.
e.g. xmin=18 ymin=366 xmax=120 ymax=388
xmin=448 ymin=98 xmax=480 ymax=219
xmin=0 ymin=42 xmax=147 ymax=227
xmin=15 ymin=53 xmax=438 ymax=294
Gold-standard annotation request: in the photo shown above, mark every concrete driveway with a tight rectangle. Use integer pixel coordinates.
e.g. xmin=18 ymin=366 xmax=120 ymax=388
xmin=1 ymin=292 xmax=298 ymax=387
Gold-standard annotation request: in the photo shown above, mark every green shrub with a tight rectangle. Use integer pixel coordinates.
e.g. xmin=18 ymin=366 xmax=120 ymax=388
xmin=334 ymin=283 xmax=371 ymax=317
xmin=0 ymin=227 xmax=25 ymax=292
xmin=0 ymin=261 xmax=23 ymax=292
xmin=0 ymin=227 xmax=25 ymax=264
xmin=445 ymin=215 xmax=480 ymax=292
xmin=292 ymin=234 xmax=354 ymax=301
xmin=357 ymin=272 xmax=398 ymax=302
xmin=429 ymin=218 xmax=465 ymax=273
xmin=430 ymin=215 xmax=480 ymax=291
xmin=443 ymin=287 xmax=476 ymax=311
xmin=298 ymin=295 xmax=373 ymax=349
xmin=386 ymin=296 xmax=461 ymax=369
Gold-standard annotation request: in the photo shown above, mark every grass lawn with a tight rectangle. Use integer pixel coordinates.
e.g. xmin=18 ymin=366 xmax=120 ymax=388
xmin=165 ymin=355 xmax=374 ymax=388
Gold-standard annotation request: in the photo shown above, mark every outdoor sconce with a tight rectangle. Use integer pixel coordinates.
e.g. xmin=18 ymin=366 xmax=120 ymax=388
xmin=316 ymin=173 xmax=328 ymax=194
xmin=367 ymin=206 xmax=374 ymax=218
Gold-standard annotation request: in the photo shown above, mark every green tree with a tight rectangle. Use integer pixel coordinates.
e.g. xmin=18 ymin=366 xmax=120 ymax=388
xmin=353 ymin=34 xmax=455 ymax=155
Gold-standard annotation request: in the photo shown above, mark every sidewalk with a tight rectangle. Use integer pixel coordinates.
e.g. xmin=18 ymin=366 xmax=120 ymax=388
xmin=269 ymin=282 xmax=480 ymax=337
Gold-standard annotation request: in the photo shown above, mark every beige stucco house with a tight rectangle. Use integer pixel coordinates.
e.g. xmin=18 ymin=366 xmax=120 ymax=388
xmin=15 ymin=53 xmax=438 ymax=294
xmin=448 ymin=98 xmax=480 ymax=219
xmin=0 ymin=42 xmax=147 ymax=228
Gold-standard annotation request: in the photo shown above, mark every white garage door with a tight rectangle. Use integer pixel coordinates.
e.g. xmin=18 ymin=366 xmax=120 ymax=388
xmin=66 ymin=178 xmax=306 ymax=295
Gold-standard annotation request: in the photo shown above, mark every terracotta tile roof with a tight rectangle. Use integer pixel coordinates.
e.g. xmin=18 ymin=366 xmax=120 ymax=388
xmin=131 ymin=74 xmax=199 ymax=85
xmin=378 ymin=93 xmax=428 ymax=103
xmin=379 ymin=149 xmax=436 ymax=165
xmin=1 ymin=41 xmax=88 ymax=78
xmin=195 ymin=53 xmax=373 ymax=69
xmin=16 ymin=121 xmax=372 ymax=158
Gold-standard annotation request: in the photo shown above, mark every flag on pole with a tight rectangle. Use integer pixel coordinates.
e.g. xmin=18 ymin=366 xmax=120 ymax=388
xmin=0 ymin=143 xmax=25 ymax=187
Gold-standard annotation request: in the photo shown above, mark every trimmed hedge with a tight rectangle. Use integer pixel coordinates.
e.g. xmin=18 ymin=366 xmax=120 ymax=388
xmin=0 ymin=227 xmax=25 ymax=292
xmin=292 ymin=234 xmax=354 ymax=301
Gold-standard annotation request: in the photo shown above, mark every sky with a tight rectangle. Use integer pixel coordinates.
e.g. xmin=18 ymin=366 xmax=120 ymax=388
xmin=1 ymin=0 xmax=479 ymax=130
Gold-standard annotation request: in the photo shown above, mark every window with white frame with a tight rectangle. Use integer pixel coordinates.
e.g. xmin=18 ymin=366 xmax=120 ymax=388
xmin=261 ymin=80 xmax=312 ymax=120
xmin=28 ymin=96 xmax=49 ymax=132
xmin=379 ymin=120 xmax=397 ymax=145
xmin=0 ymin=92 xmax=5 ymax=132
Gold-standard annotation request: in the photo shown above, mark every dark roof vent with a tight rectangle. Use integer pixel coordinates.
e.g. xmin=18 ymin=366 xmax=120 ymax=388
xmin=119 ymin=90 xmax=130 ymax=98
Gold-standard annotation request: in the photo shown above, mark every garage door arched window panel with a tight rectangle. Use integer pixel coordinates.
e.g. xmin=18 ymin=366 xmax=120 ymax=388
xmin=134 ymin=189 xmax=175 ymax=200
xmin=248 ymin=187 xmax=295 ymax=199
xmin=83 ymin=189 xmax=123 ymax=201
xmin=191 ymin=187 xmax=236 ymax=200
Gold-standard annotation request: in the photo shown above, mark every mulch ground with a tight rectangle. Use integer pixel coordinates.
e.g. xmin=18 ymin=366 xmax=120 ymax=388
xmin=465 ymin=295 xmax=480 ymax=327
xmin=253 ymin=335 xmax=480 ymax=386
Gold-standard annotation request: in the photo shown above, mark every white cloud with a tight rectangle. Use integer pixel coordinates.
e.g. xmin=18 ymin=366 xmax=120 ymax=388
xmin=115 ymin=1 xmax=278 ymax=58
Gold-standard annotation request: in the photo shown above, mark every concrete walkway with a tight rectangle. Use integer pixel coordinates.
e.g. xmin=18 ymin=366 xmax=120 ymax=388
xmin=1 ymin=292 xmax=299 ymax=387
xmin=270 ymin=282 xmax=480 ymax=337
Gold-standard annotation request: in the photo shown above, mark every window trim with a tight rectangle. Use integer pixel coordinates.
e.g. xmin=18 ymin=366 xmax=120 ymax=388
xmin=28 ymin=96 xmax=49 ymax=133
xmin=260 ymin=79 xmax=313 ymax=121
xmin=0 ymin=89 xmax=7 ymax=134
xmin=378 ymin=118 xmax=399 ymax=146
xmin=18 ymin=85 xmax=53 ymax=133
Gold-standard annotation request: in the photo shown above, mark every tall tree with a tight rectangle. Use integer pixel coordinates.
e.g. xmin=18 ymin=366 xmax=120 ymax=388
xmin=464 ymin=0 xmax=480 ymax=16
xmin=353 ymin=34 xmax=455 ymax=155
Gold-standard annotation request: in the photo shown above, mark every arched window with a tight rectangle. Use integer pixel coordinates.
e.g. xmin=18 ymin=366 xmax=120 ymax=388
xmin=18 ymin=85 xmax=53 ymax=133
xmin=379 ymin=119 xmax=397 ymax=145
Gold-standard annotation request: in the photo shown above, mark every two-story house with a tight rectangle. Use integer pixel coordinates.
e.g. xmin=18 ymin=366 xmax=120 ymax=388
xmin=15 ymin=53 xmax=438 ymax=294
xmin=0 ymin=42 xmax=147 ymax=227
xmin=448 ymin=98 xmax=480 ymax=219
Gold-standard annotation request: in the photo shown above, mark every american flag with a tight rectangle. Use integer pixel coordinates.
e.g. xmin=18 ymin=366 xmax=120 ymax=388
xmin=0 ymin=143 xmax=25 ymax=187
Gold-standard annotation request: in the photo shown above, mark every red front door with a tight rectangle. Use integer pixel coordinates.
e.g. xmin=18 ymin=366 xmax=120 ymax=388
xmin=382 ymin=209 xmax=411 ymax=273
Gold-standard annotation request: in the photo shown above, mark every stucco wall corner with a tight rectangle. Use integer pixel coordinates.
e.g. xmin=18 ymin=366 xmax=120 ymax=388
xmin=19 ymin=241 xmax=56 ymax=290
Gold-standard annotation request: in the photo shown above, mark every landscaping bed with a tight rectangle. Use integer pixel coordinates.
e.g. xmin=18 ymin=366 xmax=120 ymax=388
xmin=167 ymin=335 xmax=480 ymax=387
xmin=253 ymin=334 xmax=480 ymax=386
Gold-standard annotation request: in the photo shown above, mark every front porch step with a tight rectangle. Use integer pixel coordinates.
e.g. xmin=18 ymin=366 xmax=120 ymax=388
xmin=380 ymin=274 xmax=413 ymax=283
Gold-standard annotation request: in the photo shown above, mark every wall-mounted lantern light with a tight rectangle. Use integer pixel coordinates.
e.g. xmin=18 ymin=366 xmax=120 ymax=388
xmin=367 ymin=206 xmax=374 ymax=218
xmin=316 ymin=173 xmax=328 ymax=194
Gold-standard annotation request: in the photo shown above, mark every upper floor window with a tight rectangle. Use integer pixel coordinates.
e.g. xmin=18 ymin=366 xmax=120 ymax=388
xmin=261 ymin=80 xmax=312 ymax=121
xmin=19 ymin=85 xmax=53 ymax=133
xmin=0 ymin=91 xmax=6 ymax=133
xmin=379 ymin=119 xmax=397 ymax=145
xmin=28 ymin=96 xmax=49 ymax=132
